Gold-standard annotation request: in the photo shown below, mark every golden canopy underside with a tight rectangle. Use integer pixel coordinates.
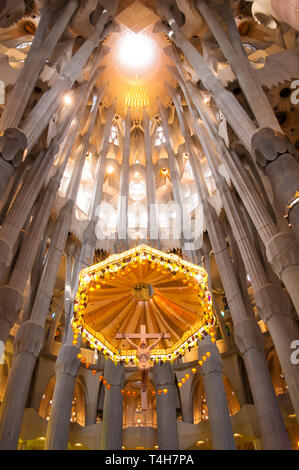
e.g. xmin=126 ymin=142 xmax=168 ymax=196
xmin=73 ymin=245 xmax=214 ymax=359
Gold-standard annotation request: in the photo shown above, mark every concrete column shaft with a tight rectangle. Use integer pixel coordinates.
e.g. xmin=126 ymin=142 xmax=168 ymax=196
xmin=153 ymin=362 xmax=179 ymax=450
xmin=100 ymin=362 xmax=125 ymax=450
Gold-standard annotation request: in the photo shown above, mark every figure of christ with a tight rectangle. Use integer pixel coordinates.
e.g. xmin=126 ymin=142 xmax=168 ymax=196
xmin=116 ymin=326 xmax=169 ymax=410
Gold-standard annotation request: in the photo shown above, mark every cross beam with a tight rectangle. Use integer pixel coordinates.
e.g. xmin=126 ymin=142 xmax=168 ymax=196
xmin=115 ymin=324 xmax=171 ymax=341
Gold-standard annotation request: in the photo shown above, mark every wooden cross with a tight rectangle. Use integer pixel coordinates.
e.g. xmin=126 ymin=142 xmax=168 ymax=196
xmin=115 ymin=325 xmax=170 ymax=410
xmin=116 ymin=325 xmax=170 ymax=343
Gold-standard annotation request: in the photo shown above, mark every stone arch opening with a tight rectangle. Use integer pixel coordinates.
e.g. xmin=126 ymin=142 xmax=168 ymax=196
xmin=123 ymin=373 xmax=157 ymax=429
xmin=192 ymin=373 xmax=240 ymax=424
xmin=0 ymin=353 xmax=10 ymax=405
xmin=267 ymin=348 xmax=288 ymax=396
xmin=38 ymin=375 xmax=86 ymax=426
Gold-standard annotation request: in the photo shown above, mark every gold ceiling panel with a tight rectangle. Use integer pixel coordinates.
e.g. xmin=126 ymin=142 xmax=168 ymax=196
xmin=72 ymin=245 xmax=215 ymax=363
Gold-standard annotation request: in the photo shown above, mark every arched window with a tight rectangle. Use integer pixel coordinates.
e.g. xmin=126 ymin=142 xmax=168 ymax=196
xmin=193 ymin=373 xmax=240 ymax=423
xmin=109 ymin=125 xmax=119 ymax=146
xmin=39 ymin=376 xmax=86 ymax=426
xmin=155 ymin=126 xmax=166 ymax=146
xmin=0 ymin=354 xmax=9 ymax=405
xmin=267 ymin=349 xmax=288 ymax=396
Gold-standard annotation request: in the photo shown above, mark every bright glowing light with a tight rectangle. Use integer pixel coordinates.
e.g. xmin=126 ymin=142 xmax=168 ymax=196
xmin=160 ymin=167 xmax=169 ymax=177
xmin=129 ymin=181 xmax=146 ymax=202
xmin=106 ymin=165 xmax=114 ymax=175
xmin=125 ymin=86 xmax=149 ymax=108
xmin=63 ymin=94 xmax=72 ymax=106
xmin=203 ymin=94 xmax=211 ymax=105
xmin=117 ymin=33 xmax=157 ymax=75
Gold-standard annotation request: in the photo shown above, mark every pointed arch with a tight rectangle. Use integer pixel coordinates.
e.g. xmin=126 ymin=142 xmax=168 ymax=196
xmin=38 ymin=374 xmax=86 ymax=426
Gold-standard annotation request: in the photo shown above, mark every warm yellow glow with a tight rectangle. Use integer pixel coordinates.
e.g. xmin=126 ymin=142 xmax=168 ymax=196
xmin=125 ymin=86 xmax=149 ymax=109
xmin=106 ymin=165 xmax=114 ymax=175
xmin=71 ymin=244 xmax=215 ymax=364
xmin=117 ymin=33 xmax=156 ymax=74
xmin=63 ymin=93 xmax=72 ymax=106
xmin=160 ymin=167 xmax=169 ymax=177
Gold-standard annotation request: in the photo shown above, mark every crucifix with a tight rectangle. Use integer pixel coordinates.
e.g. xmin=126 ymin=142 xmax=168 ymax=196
xmin=115 ymin=325 xmax=170 ymax=410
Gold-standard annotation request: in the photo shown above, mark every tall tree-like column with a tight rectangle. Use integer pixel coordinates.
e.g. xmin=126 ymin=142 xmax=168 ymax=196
xmin=0 ymin=0 xmax=79 ymax=130
xmin=0 ymin=89 xmax=100 ymax=448
xmin=117 ymin=108 xmax=131 ymax=242
xmin=184 ymin=127 xmax=291 ymax=447
xmin=44 ymin=342 xmax=81 ymax=450
xmin=0 ymin=6 xmax=112 ymax=200
xmin=143 ymin=108 xmax=159 ymax=245
xmin=100 ymin=360 xmax=125 ymax=450
xmin=0 ymin=76 xmax=98 ymax=342
xmin=156 ymin=0 xmax=255 ymax=152
xmin=195 ymin=0 xmax=280 ymax=131
xmin=203 ymin=134 xmax=299 ymax=419
xmin=20 ymin=3 xmax=115 ymax=153
xmin=153 ymin=362 xmax=179 ymax=450
xmin=0 ymin=199 xmax=73 ymax=449
xmin=219 ymin=141 xmax=299 ymax=317
xmin=45 ymin=105 xmax=115 ymax=450
xmin=158 ymin=99 xmax=193 ymax=256
xmin=157 ymin=0 xmax=299 ymax=240
xmin=169 ymin=58 xmax=299 ymax=318
xmin=0 ymin=64 xmax=105 ymax=278
xmin=203 ymin=198 xmax=291 ymax=449
xmin=198 ymin=336 xmax=236 ymax=450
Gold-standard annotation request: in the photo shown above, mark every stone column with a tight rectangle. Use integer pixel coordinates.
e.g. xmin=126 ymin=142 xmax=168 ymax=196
xmin=198 ymin=336 xmax=236 ymax=450
xmin=157 ymin=99 xmax=193 ymax=256
xmin=45 ymin=103 xmax=111 ymax=448
xmin=117 ymin=108 xmax=131 ymax=241
xmin=0 ymin=129 xmax=27 ymax=201
xmin=172 ymin=64 xmax=299 ymax=318
xmin=271 ymin=0 xmax=299 ymax=31
xmin=90 ymin=102 xmax=116 ymax=221
xmin=143 ymin=108 xmax=159 ymax=245
xmin=0 ymin=131 xmax=77 ymax=343
xmin=172 ymin=66 xmax=299 ymax=318
xmin=100 ymin=360 xmax=125 ymax=450
xmin=0 ymin=15 xmax=109 ymax=201
xmin=21 ymin=7 xmax=112 ymax=152
xmin=0 ymin=82 xmax=89 ymax=280
xmin=252 ymin=129 xmax=299 ymax=244
xmin=175 ymin=369 xmax=193 ymax=423
xmin=214 ymin=172 xmax=299 ymax=420
xmin=204 ymin=199 xmax=291 ymax=449
xmin=0 ymin=186 xmax=78 ymax=448
xmin=195 ymin=0 xmax=280 ymax=131
xmin=159 ymin=0 xmax=299 ymax=230
xmin=0 ymin=321 xmax=44 ymax=449
xmin=0 ymin=0 xmax=79 ymax=130
xmin=44 ymin=345 xmax=80 ymax=450
xmin=157 ymin=99 xmax=184 ymax=212
xmin=156 ymin=0 xmax=256 ymax=153
xmin=219 ymin=141 xmax=299 ymax=317
xmin=153 ymin=362 xmax=179 ymax=450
